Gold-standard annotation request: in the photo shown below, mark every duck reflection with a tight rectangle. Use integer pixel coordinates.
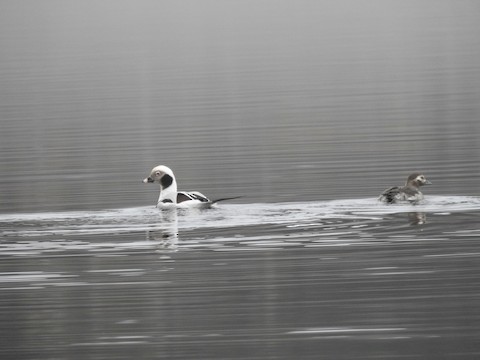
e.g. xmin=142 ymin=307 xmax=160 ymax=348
xmin=408 ymin=212 xmax=427 ymax=225
xmin=146 ymin=208 xmax=178 ymax=250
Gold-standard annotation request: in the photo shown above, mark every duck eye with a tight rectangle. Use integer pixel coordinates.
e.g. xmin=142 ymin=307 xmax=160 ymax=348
xmin=155 ymin=171 xmax=161 ymax=177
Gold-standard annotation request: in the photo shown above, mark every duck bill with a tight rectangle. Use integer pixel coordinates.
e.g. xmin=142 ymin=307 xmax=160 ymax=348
xmin=424 ymin=180 xmax=432 ymax=185
xmin=143 ymin=177 xmax=154 ymax=184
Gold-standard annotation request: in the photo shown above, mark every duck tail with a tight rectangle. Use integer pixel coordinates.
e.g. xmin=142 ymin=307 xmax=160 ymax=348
xmin=211 ymin=196 xmax=242 ymax=204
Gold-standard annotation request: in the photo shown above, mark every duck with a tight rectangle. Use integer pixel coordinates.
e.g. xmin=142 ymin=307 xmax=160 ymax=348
xmin=143 ymin=165 xmax=239 ymax=208
xmin=378 ymin=173 xmax=432 ymax=204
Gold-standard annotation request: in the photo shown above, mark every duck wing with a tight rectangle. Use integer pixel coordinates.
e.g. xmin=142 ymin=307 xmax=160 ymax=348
xmin=379 ymin=186 xmax=401 ymax=204
xmin=177 ymin=192 xmax=241 ymax=206
xmin=177 ymin=191 xmax=210 ymax=204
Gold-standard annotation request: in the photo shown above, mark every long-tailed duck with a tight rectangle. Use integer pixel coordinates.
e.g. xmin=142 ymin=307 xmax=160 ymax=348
xmin=379 ymin=173 xmax=432 ymax=204
xmin=143 ymin=165 xmax=239 ymax=208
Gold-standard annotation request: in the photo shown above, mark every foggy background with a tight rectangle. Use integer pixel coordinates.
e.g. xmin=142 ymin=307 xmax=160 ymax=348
xmin=1 ymin=0 xmax=479 ymax=212
xmin=2 ymin=2 xmax=480 ymax=360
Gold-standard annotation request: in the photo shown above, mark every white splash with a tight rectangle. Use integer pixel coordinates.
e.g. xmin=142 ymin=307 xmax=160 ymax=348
xmin=1 ymin=196 xmax=480 ymax=239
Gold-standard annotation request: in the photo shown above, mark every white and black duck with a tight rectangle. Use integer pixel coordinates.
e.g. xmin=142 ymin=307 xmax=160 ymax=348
xmin=143 ymin=165 xmax=239 ymax=208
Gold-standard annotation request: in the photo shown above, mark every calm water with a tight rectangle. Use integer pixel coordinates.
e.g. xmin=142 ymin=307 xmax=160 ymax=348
xmin=1 ymin=0 xmax=480 ymax=359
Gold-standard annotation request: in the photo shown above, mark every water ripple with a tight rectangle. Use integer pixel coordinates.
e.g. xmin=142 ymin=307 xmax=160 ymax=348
xmin=1 ymin=196 xmax=480 ymax=256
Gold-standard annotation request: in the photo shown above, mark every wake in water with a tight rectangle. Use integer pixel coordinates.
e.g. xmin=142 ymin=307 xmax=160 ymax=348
xmin=1 ymin=195 xmax=480 ymax=238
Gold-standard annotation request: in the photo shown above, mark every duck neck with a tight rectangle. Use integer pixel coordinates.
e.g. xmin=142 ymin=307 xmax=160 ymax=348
xmin=406 ymin=182 xmax=419 ymax=191
xmin=157 ymin=174 xmax=177 ymax=205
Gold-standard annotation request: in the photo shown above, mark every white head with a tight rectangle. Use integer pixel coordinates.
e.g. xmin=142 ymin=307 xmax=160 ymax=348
xmin=143 ymin=165 xmax=178 ymax=205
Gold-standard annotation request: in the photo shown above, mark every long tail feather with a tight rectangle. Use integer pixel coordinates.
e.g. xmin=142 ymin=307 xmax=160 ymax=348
xmin=211 ymin=196 xmax=242 ymax=204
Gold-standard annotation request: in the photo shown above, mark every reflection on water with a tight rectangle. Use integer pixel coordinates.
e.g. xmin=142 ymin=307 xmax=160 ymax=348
xmin=407 ymin=212 xmax=427 ymax=225
xmin=2 ymin=0 xmax=480 ymax=359
xmin=0 ymin=202 xmax=480 ymax=359
xmin=2 ymin=199 xmax=480 ymax=358
xmin=2 ymin=201 xmax=480 ymax=359
xmin=2 ymin=195 xmax=480 ymax=247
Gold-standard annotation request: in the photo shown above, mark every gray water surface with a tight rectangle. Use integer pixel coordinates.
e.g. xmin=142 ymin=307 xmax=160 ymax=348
xmin=1 ymin=1 xmax=480 ymax=359
xmin=2 ymin=198 xmax=480 ymax=359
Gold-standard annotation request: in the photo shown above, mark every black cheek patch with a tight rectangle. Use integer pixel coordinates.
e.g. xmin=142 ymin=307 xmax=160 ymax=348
xmin=160 ymin=174 xmax=173 ymax=189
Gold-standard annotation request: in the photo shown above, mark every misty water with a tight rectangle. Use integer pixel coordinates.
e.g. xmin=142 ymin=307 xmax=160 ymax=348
xmin=1 ymin=1 xmax=480 ymax=359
